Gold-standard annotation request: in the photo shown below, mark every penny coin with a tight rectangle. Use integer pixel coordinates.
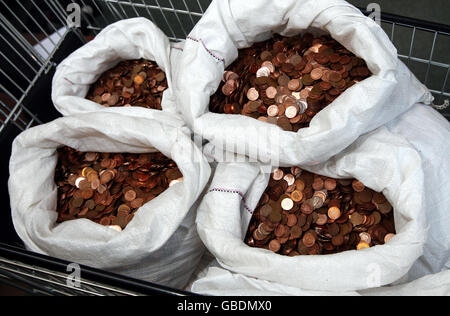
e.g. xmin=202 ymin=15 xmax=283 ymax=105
xmin=266 ymin=87 xmax=278 ymax=99
xmin=291 ymin=190 xmax=303 ymax=203
xmin=359 ymin=232 xmax=372 ymax=244
xmin=331 ymin=234 xmax=344 ymax=247
xmin=352 ymin=180 xmax=365 ymax=192
xmin=269 ymin=239 xmax=281 ymax=252
xmin=384 ymin=233 xmax=396 ymax=243
xmin=281 ymin=198 xmax=294 ymax=211
xmin=260 ymin=204 xmax=273 ymax=217
xmin=283 ymin=174 xmax=295 ymax=186
xmin=324 ymin=179 xmax=337 ymax=191
xmin=267 ymin=105 xmax=279 ymax=117
xmin=247 ymin=88 xmax=259 ymax=101
xmin=287 ymin=214 xmax=298 ymax=227
xmin=357 ymin=242 xmax=370 ymax=250
xmin=310 ymin=68 xmax=323 ymax=80
xmin=378 ymin=201 xmax=393 ymax=214
xmin=316 ymin=213 xmax=328 ymax=226
xmin=328 ymin=206 xmax=341 ymax=220
xmin=303 ymin=232 xmax=316 ymax=248
xmin=272 ymin=168 xmax=284 ymax=181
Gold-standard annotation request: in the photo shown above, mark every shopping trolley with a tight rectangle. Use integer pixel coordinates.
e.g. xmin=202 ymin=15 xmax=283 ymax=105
xmin=0 ymin=0 xmax=449 ymax=296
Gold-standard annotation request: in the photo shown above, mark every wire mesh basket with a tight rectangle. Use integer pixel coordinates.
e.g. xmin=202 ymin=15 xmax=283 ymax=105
xmin=0 ymin=0 xmax=449 ymax=296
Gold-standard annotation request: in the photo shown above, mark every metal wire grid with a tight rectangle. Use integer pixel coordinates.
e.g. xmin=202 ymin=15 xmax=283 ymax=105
xmin=0 ymin=1 xmax=73 ymax=133
xmin=0 ymin=0 xmax=449 ymax=135
xmin=76 ymin=0 xmax=206 ymax=41
xmin=0 ymin=256 xmax=142 ymax=296
xmin=377 ymin=17 xmax=450 ymax=111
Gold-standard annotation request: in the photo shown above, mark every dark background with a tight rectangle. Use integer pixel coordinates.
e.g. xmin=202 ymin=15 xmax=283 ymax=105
xmin=348 ymin=0 xmax=450 ymax=25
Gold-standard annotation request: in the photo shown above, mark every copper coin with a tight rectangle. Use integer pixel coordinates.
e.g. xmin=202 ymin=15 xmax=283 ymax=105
xmin=378 ymin=202 xmax=393 ymax=214
xmin=303 ymin=232 xmax=316 ymax=248
xmin=124 ymin=189 xmax=137 ymax=202
xmin=273 ymin=168 xmax=284 ymax=181
xmin=312 ymin=178 xmax=324 ymax=191
xmin=283 ymin=174 xmax=295 ymax=186
xmin=269 ymin=239 xmax=281 ymax=252
xmin=295 ymin=179 xmax=305 ymax=191
xmin=328 ymin=207 xmax=341 ymax=220
xmin=359 ymin=232 xmax=372 ymax=244
xmin=247 ymin=88 xmax=259 ymax=101
xmin=267 ymin=105 xmax=279 ymax=117
xmin=331 ymin=234 xmax=344 ymax=247
xmin=352 ymin=180 xmax=365 ymax=192
xmin=300 ymin=202 xmax=314 ymax=215
xmin=281 ymin=198 xmax=294 ymax=211
xmin=357 ymin=242 xmax=370 ymax=250
xmin=260 ymin=204 xmax=273 ymax=217
xmin=324 ymin=179 xmax=337 ymax=191
xmin=285 ymin=105 xmax=298 ymax=119
xmin=310 ymin=68 xmax=323 ymax=80
xmin=266 ymin=87 xmax=278 ymax=99
xmin=291 ymin=190 xmax=303 ymax=203
xmin=384 ymin=233 xmax=395 ymax=243
xmin=287 ymin=214 xmax=298 ymax=227
xmin=316 ymin=213 xmax=328 ymax=226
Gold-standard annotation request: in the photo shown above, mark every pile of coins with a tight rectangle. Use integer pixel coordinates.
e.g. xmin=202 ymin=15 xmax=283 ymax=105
xmin=55 ymin=146 xmax=183 ymax=231
xmin=210 ymin=34 xmax=372 ymax=132
xmin=245 ymin=167 xmax=395 ymax=256
xmin=86 ymin=59 xmax=168 ymax=110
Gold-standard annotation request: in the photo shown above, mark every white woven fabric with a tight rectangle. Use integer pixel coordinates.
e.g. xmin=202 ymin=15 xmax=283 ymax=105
xmin=177 ymin=0 xmax=432 ymax=166
xmin=52 ymin=18 xmax=178 ymax=115
xmin=9 ymin=110 xmax=211 ymax=289
xmin=196 ymin=127 xmax=427 ymax=292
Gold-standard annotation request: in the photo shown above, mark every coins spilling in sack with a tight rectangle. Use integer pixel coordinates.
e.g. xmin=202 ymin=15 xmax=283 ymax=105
xmin=55 ymin=147 xmax=183 ymax=231
xmin=245 ymin=167 xmax=395 ymax=255
xmin=210 ymin=34 xmax=372 ymax=132
xmin=86 ymin=59 xmax=168 ymax=110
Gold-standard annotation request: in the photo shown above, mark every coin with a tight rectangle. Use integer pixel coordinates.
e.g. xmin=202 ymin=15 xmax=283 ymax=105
xmin=247 ymin=88 xmax=259 ymax=101
xmin=357 ymin=242 xmax=370 ymax=250
xmin=352 ymin=180 xmax=365 ymax=192
xmin=272 ymin=168 xmax=284 ymax=181
xmin=281 ymin=198 xmax=294 ymax=211
xmin=55 ymin=147 xmax=180 ymax=230
xmin=303 ymin=232 xmax=316 ymax=248
xmin=87 ymin=59 xmax=167 ymax=110
xmin=245 ymin=167 xmax=394 ymax=256
xmin=269 ymin=239 xmax=281 ymax=252
xmin=210 ymin=34 xmax=372 ymax=132
xmin=384 ymin=233 xmax=395 ymax=243
xmin=328 ymin=206 xmax=341 ymax=220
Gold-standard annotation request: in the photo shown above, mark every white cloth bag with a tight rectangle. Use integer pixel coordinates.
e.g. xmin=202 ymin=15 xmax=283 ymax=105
xmin=9 ymin=109 xmax=211 ymax=289
xmin=384 ymin=104 xmax=450 ymax=281
xmin=177 ymin=0 xmax=432 ymax=166
xmin=191 ymin=266 xmax=450 ymax=296
xmin=52 ymin=18 xmax=178 ymax=115
xmin=196 ymin=127 xmax=427 ymax=292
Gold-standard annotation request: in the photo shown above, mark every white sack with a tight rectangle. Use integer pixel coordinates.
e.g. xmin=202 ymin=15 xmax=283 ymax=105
xmin=361 ymin=269 xmax=450 ymax=296
xmin=177 ymin=0 xmax=432 ymax=166
xmin=52 ymin=18 xmax=178 ymax=115
xmin=9 ymin=110 xmax=211 ymax=289
xmin=192 ymin=267 xmax=358 ymax=296
xmin=196 ymin=127 xmax=427 ymax=292
xmin=384 ymin=104 xmax=450 ymax=280
xmin=191 ymin=266 xmax=450 ymax=296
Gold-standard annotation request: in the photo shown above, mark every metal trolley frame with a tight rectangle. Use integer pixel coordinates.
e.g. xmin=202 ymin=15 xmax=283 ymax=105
xmin=0 ymin=0 xmax=449 ymax=296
